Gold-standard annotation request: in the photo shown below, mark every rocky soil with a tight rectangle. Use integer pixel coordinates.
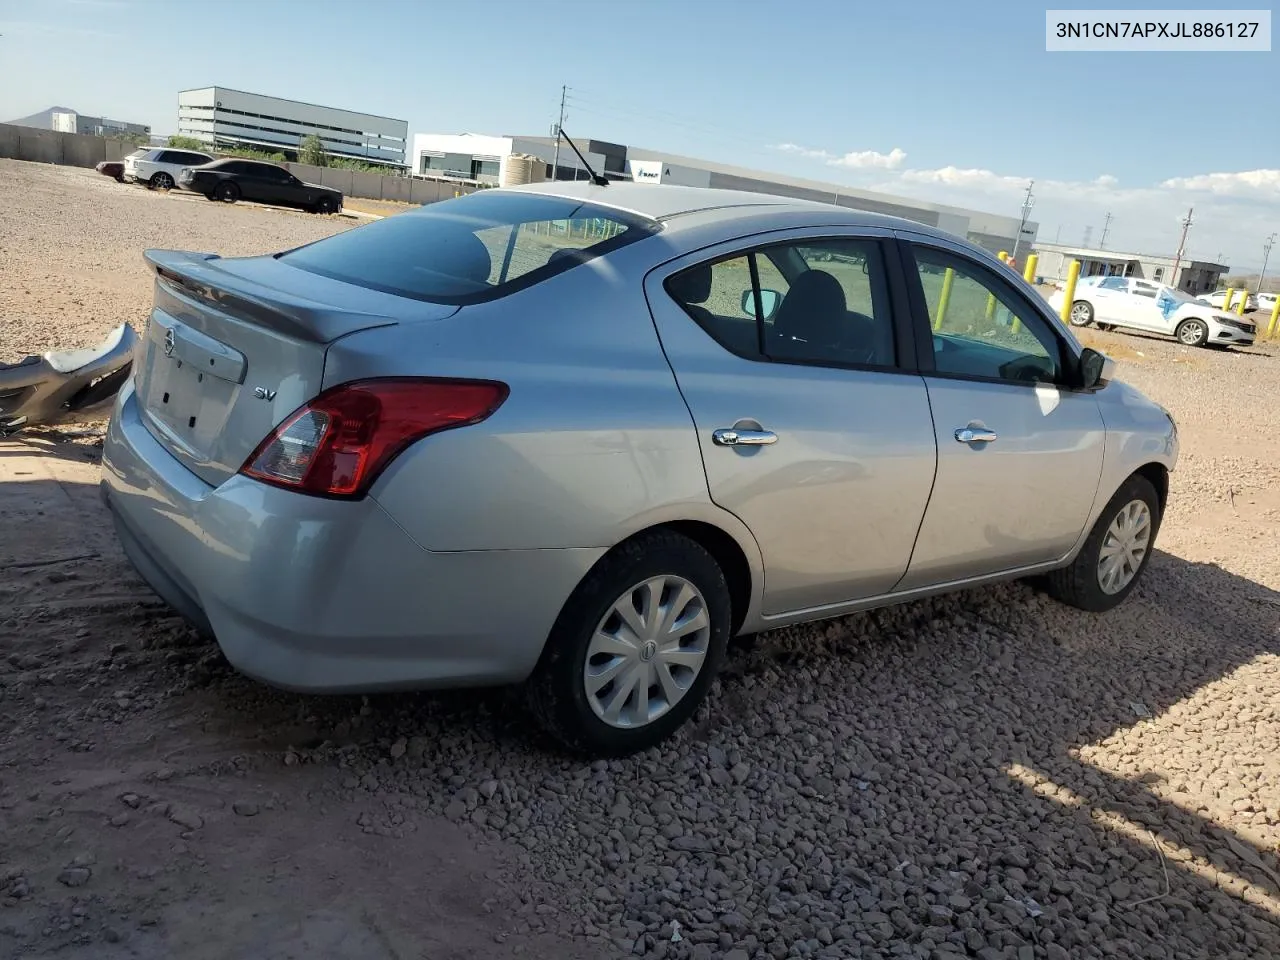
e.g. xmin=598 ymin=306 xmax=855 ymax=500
xmin=2 ymin=161 xmax=1279 ymax=959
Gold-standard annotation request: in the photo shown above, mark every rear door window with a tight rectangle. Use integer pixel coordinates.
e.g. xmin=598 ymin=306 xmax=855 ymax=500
xmin=281 ymin=191 xmax=660 ymax=304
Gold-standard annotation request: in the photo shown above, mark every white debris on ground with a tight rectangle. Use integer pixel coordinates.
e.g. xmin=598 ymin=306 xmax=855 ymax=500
xmin=2 ymin=160 xmax=1279 ymax=960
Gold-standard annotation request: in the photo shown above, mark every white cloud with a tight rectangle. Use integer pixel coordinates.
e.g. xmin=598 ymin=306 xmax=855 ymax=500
xmin=1159 ymin=169 xmax=1280 ymax=196
xmin=830 ymin=147 xmax=907 ymax=170
xmin=773 ymin=143 xmax=833 ymax=161
xmin=768 ymin=144 xmax=1279 ymax=269
xmin=772 ymin=143 xmax=907 ymax=170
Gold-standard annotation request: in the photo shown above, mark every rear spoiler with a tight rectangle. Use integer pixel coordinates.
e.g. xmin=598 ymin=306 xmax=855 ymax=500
xmin=143 ymin=249 xmax=398 ymax=345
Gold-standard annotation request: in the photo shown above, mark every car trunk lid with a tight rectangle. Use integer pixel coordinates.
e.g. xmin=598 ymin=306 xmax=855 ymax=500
xmin=134 ymin=249 xmax=455 ymax=487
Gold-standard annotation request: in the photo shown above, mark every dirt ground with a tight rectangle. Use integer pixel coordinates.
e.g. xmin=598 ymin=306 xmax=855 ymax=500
xmin=2 ymin=161 xmax=1280 ymax=960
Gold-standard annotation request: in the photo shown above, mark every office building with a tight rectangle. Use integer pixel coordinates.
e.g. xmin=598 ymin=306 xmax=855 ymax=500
xmin=178 ymin=86 xmax=407 ymax=167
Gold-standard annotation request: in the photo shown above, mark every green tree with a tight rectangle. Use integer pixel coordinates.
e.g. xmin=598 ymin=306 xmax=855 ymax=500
xmin=167 ymin=135 xmax=207 ymax=150
xmin=298 ymin=134 xmax=327 ymax=167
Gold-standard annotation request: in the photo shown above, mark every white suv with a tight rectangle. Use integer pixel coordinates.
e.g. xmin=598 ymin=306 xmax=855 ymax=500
xmin=123 ymin=147 xmax=214 ymax=190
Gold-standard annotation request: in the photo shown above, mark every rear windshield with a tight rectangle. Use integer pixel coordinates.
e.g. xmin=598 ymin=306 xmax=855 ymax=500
xmin=280 ymin=191 xmax=660 ymax=304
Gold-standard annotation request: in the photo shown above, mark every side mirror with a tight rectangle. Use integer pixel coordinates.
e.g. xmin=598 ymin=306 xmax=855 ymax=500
xmin=1079 ymin=347 xmax=1115 ymax=389
xmin=741 ymin=289 xmax=782 ymax=321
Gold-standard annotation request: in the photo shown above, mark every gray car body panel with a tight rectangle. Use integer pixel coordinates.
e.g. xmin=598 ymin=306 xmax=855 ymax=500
xmin=100 ymin=181 xmax=1178 ymax=691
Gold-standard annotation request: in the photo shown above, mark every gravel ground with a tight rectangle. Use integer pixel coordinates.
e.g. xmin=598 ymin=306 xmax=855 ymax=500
xmin=2 ymin=160 xmax=1279 ymax=959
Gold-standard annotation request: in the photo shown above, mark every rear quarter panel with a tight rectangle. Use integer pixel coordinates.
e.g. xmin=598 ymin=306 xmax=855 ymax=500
xmin=322 ymin=239 xmax=752 ymax=557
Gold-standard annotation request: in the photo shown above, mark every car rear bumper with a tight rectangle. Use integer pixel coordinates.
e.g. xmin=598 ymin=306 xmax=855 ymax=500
xmin=100 ymin=381 xmax=603 ymax=693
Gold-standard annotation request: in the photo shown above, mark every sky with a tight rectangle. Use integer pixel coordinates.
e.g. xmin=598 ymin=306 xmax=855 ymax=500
xmin=1 ymin=0 xmax=1277 ymax=273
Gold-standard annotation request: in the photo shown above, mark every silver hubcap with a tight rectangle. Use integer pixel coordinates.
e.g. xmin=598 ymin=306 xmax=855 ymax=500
xmin=1097 ymin=499 xmax=1151 ymax=594
xmin=1069 ymin=303 xmax=1090 ymax=326
xmin=1179 ymin=323 xmax=1203 ymax=344
xmin=584 ymin=575 xmax=710 ymax=729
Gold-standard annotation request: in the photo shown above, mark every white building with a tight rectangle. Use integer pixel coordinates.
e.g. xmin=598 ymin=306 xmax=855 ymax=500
xmin=51 ymin=110 xmax=149 ymax=139
xmin=178 ymin=87 xmax=407 ymax=167
xmin=409 ymin=132 xmax=611 ymax=186
xmin=1030 ymin=242 xmax=1228 ymax=295
xmin=406 ymin=132 xmax=1037 ymax=254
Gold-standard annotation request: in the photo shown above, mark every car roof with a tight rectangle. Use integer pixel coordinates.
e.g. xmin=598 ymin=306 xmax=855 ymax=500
xmin=500 ymin=180 xmax=951 ymax=237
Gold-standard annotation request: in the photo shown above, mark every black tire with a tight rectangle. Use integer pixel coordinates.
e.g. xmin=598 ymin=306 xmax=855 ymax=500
xmin=149 ymin=172 xmax=174 ymax=190
xmin=214 ymin=181 xmax=239 ymax=203
xmin=1041 ymin=474 xmax=1161 ymax=613
xmin=1175 ymin=318 xmax=1209 ymax=347
xmin=1068 ymin=300 xmax=1094 ymax=327
xmin=1097 ymin=323 xmax=1116 ymax=331
xmin=315 ymin=196 xmax=335 ymax=215
xmin=526 ymin=530 xmax=732 ymax=757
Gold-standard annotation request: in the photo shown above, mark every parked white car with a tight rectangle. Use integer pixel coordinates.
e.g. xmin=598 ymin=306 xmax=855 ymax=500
xmin=1049 ymin=276 xmax=1256 ymax=347
xmin=1257 ymin=291 xmax=1278 ymax=314
xmin=123 ymin=147 xmax=214 ymax=191
xmin=1197 ymin=289 xmax=1258 ymax=312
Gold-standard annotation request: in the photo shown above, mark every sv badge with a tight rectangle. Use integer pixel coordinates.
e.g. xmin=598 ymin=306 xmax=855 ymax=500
xmin=253 ymin=387 xmax=278 ymax=402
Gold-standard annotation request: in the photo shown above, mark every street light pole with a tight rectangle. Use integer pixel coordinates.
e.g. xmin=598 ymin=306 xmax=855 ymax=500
xmin=552 ymin=85 xmax=566 ymax=182
xmin=1010 ymin=180 xmax=1035 ymax=264
xmin=1169 ymin=207 xmax=1194 ymax=291
xmin=1259 ymin=233 xmax=1277 ymax=292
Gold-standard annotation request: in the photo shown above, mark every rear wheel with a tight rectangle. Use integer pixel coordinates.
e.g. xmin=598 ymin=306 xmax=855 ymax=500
xmin=1041 ymin=474 xmax=1161 ymax=613
xmin=214 ymin=181 xmax=240 ymax=203
xmin=526 ymin=530 xmax=731 ymax=757
xmin=1175 ymin=318 xmax=1208 ymax=346
xmin=1068 ymin=301 xmax=1094 ymax=327
xmin=148 ymin=172 xmax=174 ymax=190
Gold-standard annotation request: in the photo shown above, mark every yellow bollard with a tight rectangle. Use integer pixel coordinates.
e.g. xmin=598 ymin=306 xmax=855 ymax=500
xmin=1237 ymin=290 xmax=1248 ymax=316
xmin=935 ymin=268 xmax=954 ymax=331
xmin=1022 ymin=254 xmax=1039 ymax=284
xmin=1059 ymin=259 xmax=1082 ymax=326
xmin=1269 ymin=296 xmax=1280 ymax=338
xmin=998 ymin=251 xmax=1009 ymax=263
xmin=1222 ymin=287 xmax=1235 ymax=312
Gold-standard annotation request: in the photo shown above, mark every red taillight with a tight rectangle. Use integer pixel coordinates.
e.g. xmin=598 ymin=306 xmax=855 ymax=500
xmin=240 ymin=378 xmax=508 ymax=498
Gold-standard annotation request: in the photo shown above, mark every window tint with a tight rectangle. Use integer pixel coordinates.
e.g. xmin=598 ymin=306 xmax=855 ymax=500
xmin=666 ymin=256 xmax=758 ymax=357
xmin=666 ymin=238 xmax=896 ymax=368
xmin=1099 ymin=277 xmax=1127 ymax=291
xmin=763 ymin=239 xmax=894 ymax=366
xmin=1132 ymin=282 xmax=1158 ymax=298
xmin=912 ymin=247 xmax=1061 ymax=385
xmin=282 ymin=191 xmax=657 ymax=304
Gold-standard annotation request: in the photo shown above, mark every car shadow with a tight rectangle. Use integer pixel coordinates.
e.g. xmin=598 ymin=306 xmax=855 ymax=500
xmin=4 ymin=462 xmax=1280 ymax=954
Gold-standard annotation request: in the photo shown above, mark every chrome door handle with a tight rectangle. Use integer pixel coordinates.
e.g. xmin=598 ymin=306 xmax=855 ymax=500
xmin=713 ymin=428 xmax=777 ymax=446
xmin=954 ymin=427 xmax=998 ymax=444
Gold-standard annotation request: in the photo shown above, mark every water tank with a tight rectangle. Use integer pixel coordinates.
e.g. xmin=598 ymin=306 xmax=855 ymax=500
xmin=501 ymin=153 xmax=544 ymax=187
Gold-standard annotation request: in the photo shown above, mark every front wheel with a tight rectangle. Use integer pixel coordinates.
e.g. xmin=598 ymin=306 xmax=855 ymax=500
xmin=214 ymin=181 xmax=240 ymax=203
xmin=1041 ymin=474 xmax=1161 ymax=613
xmin=148 ymin=172 xmax=174 ymax=190
xmin=314 ymin=196 xmax=336 ymax=214
xmin=1175 ymin=318 xmax=1208 ymax=347
xmin=1068 ymin=301 xmax=1094 ymax=327
xmin=526 ymin=530 xmax=731 ymax=757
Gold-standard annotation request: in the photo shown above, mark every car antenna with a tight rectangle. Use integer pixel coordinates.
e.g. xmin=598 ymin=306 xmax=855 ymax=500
xmin=558 ymin=129 xmax=609 ymax=186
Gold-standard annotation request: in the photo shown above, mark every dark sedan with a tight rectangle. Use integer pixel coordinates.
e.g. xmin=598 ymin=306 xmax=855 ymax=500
xmin=96 ymin=160 xmax=124 ymax=183
xmin=177 ymin=159 xmax=343 ymax=214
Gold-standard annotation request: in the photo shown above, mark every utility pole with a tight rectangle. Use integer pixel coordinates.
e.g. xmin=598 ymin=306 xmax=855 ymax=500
xmin=1259 ymin=233 xmax=1277 ymax=292
xmin=1169 ymin=206 xmax=1194 ymax=291
xmin=1010 ymin=180 xmax=1035 ymax=263
xmin=1100 ymin=212 xmax=1113 ymax=249
xmin=552 ymin=85 xmax=567 ymax=183
xmin=1082 ymin=226 xmax=1093 ymax=247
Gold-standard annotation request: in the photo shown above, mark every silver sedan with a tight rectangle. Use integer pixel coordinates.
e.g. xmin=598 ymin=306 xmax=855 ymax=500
xmin=100 ymin=182 xmax=1178 ymax=756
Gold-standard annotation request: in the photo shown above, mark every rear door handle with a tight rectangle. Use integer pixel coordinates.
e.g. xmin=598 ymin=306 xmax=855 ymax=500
xmin=955 ymin=426 xmax=998 ymax=444
xmin=713 ymin=428 xmax=777 ymax=446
